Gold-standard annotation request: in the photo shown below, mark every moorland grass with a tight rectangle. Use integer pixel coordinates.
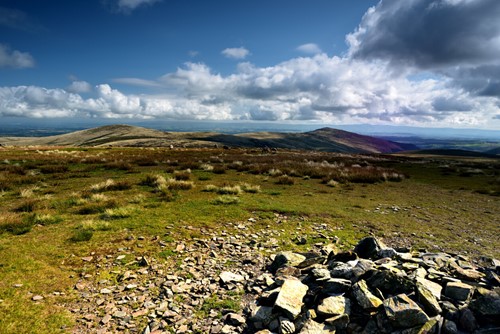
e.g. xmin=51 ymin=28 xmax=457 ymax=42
xmin=0 ymin=146 xmax=498 ymax=333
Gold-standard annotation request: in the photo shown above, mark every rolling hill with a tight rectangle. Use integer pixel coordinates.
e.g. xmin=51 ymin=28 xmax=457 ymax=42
xmin=0 ymin=124 xmax=417 ymax=154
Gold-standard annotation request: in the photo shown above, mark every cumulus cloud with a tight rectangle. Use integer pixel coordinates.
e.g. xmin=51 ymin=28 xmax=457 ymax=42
xmin=296 ymin=43 xmax=322 ymax=55
xmin=66 ymin=80 xmax=92 ymax=93
xmin=0 ymin=44 xmax=35 ymax=68
xmin=116 ymin=0 xmax=161 ymax=13
xmin=4 ymin=52 xmax=498 ymax=128
xmin=221 ymin=47 xmax=250 ymax=60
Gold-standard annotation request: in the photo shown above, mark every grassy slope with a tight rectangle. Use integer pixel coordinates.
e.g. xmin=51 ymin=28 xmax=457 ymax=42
xmin=0 ymin=147 xmax=498 ymax=333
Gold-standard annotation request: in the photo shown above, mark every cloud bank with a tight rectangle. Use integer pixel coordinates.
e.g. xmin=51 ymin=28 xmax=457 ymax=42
xmin=1 ymin=0 xmax=499 ymax=129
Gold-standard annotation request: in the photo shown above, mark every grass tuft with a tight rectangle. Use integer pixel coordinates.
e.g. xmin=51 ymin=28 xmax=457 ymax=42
xmin=212 ymin=195 xmax=240 ymax=205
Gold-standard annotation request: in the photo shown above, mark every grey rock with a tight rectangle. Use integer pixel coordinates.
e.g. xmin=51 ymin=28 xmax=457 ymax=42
xmin=32 ymin=295 xmax=44 ymax=301
xmin=383 ymin=293 xmax=430 ymax=328
xmin=298 ymin=319 xmax=335 ymax=333
xmin=225 ymin=313 xmax=246 ymax=326
xmin=442 ymin=319 xmax=458 ymax=334
xmin=354 ymin=237 xmax=387 ymax=259
xmin=469 ymin=289 xmax=500 ymax=324
xmin=317 ymin=295 xmax=351 ymax=317
xmin=219 ymin=271 xmax=245 ymax=284
xmin=101 ymin=314 xmax=112 ymax=325
xmin=249 ymin=305 xmax=275 ymax=325
xmin=367 ymin=269 xmax=415 ymax=295
xmin=459 ymin=308 xmax=477 ymax=332
xmin=352 ymin=279 xmax=383 ymax=309
xmin=279 ymin=317 xmax=295 ymax=334
xmin=444 ymin=281 xmax=474 ymax=302
xmin=270 ymin=252 xmax=306 ymax=273
xmin=415 ymin=277 xmax=442 ymax=300
xmin=416 ymin=282 xmax=442 ymax=316
xmin=311 ymin=268 xmax=330 ymax=281
xmin=377 ymin=247 xmax=398 ymax=259
xmin=329 ymin=262 xmax=354 ymax=279
xmin=324 ymin=313 xmax=349 ymax=330
xmin=322 ymin=278 xmax=351 ymax=294
xmin=274 ymin=278 xmax=308 ymax=319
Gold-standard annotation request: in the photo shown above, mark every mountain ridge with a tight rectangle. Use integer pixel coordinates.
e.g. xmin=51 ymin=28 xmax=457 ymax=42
xmin=0 ymin=124 xmax=417 ymax=154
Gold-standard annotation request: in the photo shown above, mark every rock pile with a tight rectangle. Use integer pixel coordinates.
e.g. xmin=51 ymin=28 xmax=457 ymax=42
xmin=243 ymin=237 xmax=500 ymax=334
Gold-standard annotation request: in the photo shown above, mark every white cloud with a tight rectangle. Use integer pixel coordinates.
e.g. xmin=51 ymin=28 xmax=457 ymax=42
xmin=117 ymin=0 xmax=161 ymax=13
xmin=296 ymin=43 xmax=322 ymax=55
xmin=2 ymin=53 xmax=499 ymax=128
xmin=0 ymin=44 xmax=34 ymax=68
xmin=221 ymin=47 xmax=250 ymax=60
xmin=66 ymin=80 xmax=92 ymax=93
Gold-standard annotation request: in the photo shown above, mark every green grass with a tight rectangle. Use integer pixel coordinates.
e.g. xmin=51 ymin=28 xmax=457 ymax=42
xmin=0 ymin=146 xmax=498 ymax=333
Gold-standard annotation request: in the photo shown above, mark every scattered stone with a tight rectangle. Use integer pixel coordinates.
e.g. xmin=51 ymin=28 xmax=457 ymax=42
xmin=32 ymin=295 xmax=44 ymax=301
xmin=219 ymin=271 xmax=245 ymax=284
xmin=65 ymin=233 xmax=500 ymax=334
xmin=101 ymin=314 xmax=112 ymax=324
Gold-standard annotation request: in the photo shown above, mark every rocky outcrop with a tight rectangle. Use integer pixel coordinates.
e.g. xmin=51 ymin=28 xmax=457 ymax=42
xmin=243 ymin=236 xmax=500 ymax=333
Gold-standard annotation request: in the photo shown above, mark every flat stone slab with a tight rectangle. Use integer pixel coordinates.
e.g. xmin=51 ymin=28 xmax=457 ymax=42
xmin=383 ymin=293 xmax=430 ymax=328
xmin=445 ymin=281 xmax=474 ymax=302
xmin=274 ymin=278 xmax=308 ymax=319
xmin=317 ymin=295 xmax=351 ymax=317
xmin=219 ymin=271 xmax=245 ymax=284
xmin=416 ymin=282 xmax=442 ymax=316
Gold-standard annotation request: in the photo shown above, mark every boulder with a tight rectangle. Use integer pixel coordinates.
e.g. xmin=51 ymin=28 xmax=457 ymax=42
xmin=354 ymin=237 xmax=387 ymax=259
xmin=383 ymin=294 xmax=430 ymax=328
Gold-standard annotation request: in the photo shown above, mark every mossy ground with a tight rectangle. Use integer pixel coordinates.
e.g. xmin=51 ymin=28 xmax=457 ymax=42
xmin=0 ymin=147 xmax=498 ymax=333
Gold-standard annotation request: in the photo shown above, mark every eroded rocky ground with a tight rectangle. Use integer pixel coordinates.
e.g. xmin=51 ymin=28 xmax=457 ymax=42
xmin=60 ymin=218 xmax=500 ymax=334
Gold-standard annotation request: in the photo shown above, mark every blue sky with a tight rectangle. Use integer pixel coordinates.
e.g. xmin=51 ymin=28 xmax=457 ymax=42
xmin=1 ymin=0 xmax=500 ymax=130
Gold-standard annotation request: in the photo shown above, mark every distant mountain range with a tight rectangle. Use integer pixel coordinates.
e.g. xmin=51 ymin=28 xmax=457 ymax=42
xmin=0 ymin=124 xmax=418 ymax=154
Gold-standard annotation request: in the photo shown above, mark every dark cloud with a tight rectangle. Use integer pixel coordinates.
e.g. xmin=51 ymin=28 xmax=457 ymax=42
xmin=348 ymin=0 xmax=500 ymax=69
xmin=248 ymin=108 xmax=279 ymax=121
xmin=432 ymin=97 xmax=472 ymax=112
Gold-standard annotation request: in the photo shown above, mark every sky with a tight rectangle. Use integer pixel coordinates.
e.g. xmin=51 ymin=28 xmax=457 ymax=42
xmin=1 ymin=0 xmax=500 ymax=130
